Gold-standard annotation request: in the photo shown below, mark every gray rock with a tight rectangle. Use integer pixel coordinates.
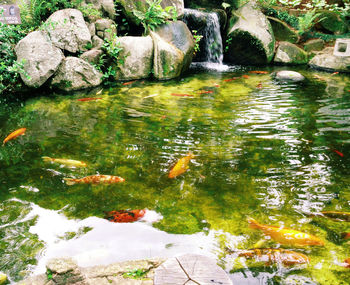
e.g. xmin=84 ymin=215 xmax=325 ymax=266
xmin=80 ymin=48 xmax=104 ymax=64
xmin=94 ymin=18 xmax=117 ymax=41
xmin=92 ymin=35 xmax=104 ymax=49
xmin=274 ymin=41 xmax=308 ymax=65
xmin=82 ymin=0 xmax=116 ymax=20
xmin=225 ymin=1 xmax=275 ymax=65
xmin=51 ymin=57 xmax=103 ymax=91
xmin=309 ymin=50 xmax=350 ymax=73
xmin=114 ymin=36 xmax=153 ymax=80
xmin=15 ymin=31 xmax=64 ymax=88
xmin=152 ymin=20 xmax=194 ymax=79
xmin=275 ymin=70 xmax=305 ymax=82
xmin=44 ymin=9 xmax=91 ymax=53
xmin=88 ymin=22 xmax=96 ymax=36
xmin=47 ymin=257 xmax=78 ymax=274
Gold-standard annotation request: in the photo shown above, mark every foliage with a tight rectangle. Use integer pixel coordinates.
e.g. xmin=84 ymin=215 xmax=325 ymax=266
xmin=192 ymin=30 xmax=203 ymax=54
xmin=264 ymin=7 xmax=299 ymax=29
xmin=297 ymin=9 xmax=323 ymax=36
xmin=46 ymin=269 xmax=53 ymax=280
xmin=123 ymin=268 xmax=149 ymax=279
xmin=0 ymin=22 xmax=31 ymax=95
xmin=132 ymin=0 xmax=177 ymax=34
xmin=278 ymin=0 xmax=302 ymax=7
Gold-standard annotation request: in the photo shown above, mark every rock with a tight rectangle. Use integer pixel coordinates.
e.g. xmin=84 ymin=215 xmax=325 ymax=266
xmin=80 ymin=48 xmax=104 ymax=65
xmin=274 ymin=41 xmax=308 ymax=65
xmin=88 ymin=22 xmax=96 ymax=36
xmin=268 ymin=16 xmax=299 ymax=44
xmin=44 ymin=9 xmax=91 ymax=53
xmin=309 ymin=48 xmax=350 ymax=73
xmin=303 ymin=38 xmax=325 ymax=52
xmin=0 ymin=272 xmax=7 ymax=284
xmin=92 ymin=35 xmax=104 ymax=49
xmin=15 ymin=31 xmax=64 ymax=88
xmin=274 ymin=70 xmax=305 ymax=82
xmin=113 ymin=36 xmax=153 ymax=80
xmin=94 ymin=18 xmax=117 ymax=41
xmin=82 ymin=0 xmax=116 ymax=20
xmin=116 ymin=0 xmax=184 ymax=25
xmin=225 ymin=1 xmax=275 ymax=65
xmin=47 ymin=257 xmax=86 ymax=284
xmin=51 ymin=57 xmax=103 ymax=91
xmin=154 ymin=21 xmax=194 ymax=74
xmin=317 ymin=10 xmax=348 ymax=35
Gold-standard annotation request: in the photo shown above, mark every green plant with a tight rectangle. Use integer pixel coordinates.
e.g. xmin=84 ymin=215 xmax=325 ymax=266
xmin=132 ymin=0 xmax=177 ymax=34
xmin=278 ymin=0 xmax=302 ymax=7
xmin=192 ymin=30 xmax=203 ymax=54
xmin=46 ymin=269 xmax=53 ymax=280
xmin=123 ymin=268 xmax=149 ymax=279
xmin=297 ymin=9 xmax=323 ymax=37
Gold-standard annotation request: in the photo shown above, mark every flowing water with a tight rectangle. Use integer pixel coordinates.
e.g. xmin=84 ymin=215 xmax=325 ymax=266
xmin=0 ymin=66 xmax=349 ymax=284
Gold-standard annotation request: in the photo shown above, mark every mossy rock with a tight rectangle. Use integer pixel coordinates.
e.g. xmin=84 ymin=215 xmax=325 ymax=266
xmin=317 ymin=10 xmax=348 ymax=35
xmin=274 ymin=41 xmax=308 ymax=65
xmin=303 ymin=38 xmax=325 ymax=52
xmin=268 ymin=16 xmax=299 ymax=44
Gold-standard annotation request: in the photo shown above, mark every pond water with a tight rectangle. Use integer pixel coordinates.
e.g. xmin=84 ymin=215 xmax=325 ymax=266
xmin=0 ymin=65 xmax=349 ymax=284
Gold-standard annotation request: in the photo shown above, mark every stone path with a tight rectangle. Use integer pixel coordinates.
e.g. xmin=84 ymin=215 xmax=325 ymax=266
xmin=17 ymin=254 xmax=232 ymax=285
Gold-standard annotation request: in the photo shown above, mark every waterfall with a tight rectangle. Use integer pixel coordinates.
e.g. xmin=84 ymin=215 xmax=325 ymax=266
xmin=183 ymin=9 xmax=224 ymax=65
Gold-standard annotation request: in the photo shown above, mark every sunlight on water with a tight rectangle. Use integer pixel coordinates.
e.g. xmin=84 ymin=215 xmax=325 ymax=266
xmin=0 ymin=67 xmax=349 ymax=284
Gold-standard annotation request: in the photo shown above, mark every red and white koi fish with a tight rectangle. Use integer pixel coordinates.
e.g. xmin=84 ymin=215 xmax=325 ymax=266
xmin=64 ymin=175 xmax=125 ymax=185
xmin=249 ymin=71 xmax=269 ymax=74
xmin=3 ymin=128 xmax=26 ymax=145
xmin=198 ymin=90 xmax=214 ymax=94
xmin=256 ymin=83 xmax=263 ymax=89
xmin=105 ymin=209 xmax=146 ymax=223
xmin=77 ymin=97 xmax=102 ymax=102
xmin=171 ymin=93 xmax=194 ymax=97
xmin=169 ymin=152 xmax=195 ymax=178
xmin=344 ymin=258 xmax=350 ymax=268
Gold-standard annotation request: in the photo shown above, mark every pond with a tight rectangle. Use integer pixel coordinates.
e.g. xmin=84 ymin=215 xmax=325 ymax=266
xmin=0 ymin=65 xmax=349 ymax=284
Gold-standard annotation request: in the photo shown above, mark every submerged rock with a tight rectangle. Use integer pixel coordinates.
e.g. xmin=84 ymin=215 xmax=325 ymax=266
xmin=274 ymin=41 xmax=308 ymax=65
xmin=15 ymin=31 xmax=64 ymax=88
xmin=51 ymin=57 xmax=103 ymax=91
xmin=114 ymin=36 xmax=154 ymax=80
xmin=309 ymin=48 xmax=350 ymax=73
xmin=268 ymin=16 xmax=299 ymax=44
xmin=44 ymin=9 xmax=91 ymax=53
xmin=275 ymin=70 xmax=305 ymax=82
xmin=152 ymin=21 xmax=194 ymax=80
xmin=225 ymin=1 xmax=275 ymax=65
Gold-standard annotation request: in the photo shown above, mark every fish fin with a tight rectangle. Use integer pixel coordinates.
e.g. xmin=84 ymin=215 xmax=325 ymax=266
xmin=42 ymin=156 xmax=52 ymax=162
xmin=247 ymin=217 xmax=261 ymax=229
xmin=63 ymin=178 xmax=76 ymax=185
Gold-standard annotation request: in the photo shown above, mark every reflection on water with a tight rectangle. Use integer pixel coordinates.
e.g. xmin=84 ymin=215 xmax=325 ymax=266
xmin=0 ymin=66 xmax=349 ymax=284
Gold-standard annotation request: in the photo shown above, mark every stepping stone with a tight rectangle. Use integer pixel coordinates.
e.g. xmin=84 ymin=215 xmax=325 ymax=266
xmin=154 ymin=254 xmax=232 ymax=285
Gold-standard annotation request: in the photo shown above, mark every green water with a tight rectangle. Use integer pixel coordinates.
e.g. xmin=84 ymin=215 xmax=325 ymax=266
xmin=0 ymin=66 xmax=349 ymax=284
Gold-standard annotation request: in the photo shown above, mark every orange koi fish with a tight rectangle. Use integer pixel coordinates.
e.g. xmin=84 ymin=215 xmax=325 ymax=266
xmin=3 ymin=128 xmax=26 ymax=145
xmin=168 ymin=152 xmax=195 ymax=178
xmin=249 ymin=71 xmax=269 ymax=74
xmin=213 ymin=84 xmax=220 ymax=87
xmin=319 ymin=211 xmax=350 ymax=222
xmin=223 ymin=77 xmax=237 ymax=82
xmin=341 ymin=233 xmax=350 ymax=240
xmin=105 ymin=209 xmax=146 ymax=223
xmin=331 ymin=72 xmax=339 ymax=75
xmin=122 ymin=80 xmax=137 ymax=86
xmin=344 ymin=258 xmax=350 ymax=268
xmin=171 ymin=93 xmax=194 ymax=97
xmin=227 ymin=248 xmax=309 ymax=266
xmin=64 ymin=175 xmax=125 ymax=185
xmin=248 ymin=218 xmax=324 ymax=246
xmin=242 ymin=75 xmax=250 ymax=79
xmin=198 ymin=90 xmax=214 ymax=94
xmin=77 ymin=97 xmax=102 ymax=102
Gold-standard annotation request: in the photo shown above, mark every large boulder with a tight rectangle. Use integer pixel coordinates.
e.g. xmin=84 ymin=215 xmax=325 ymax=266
xmin=317 ymin=10 xmax=348 ymax=35
xmin=274 ymin=41 xmax=308 ymax=65
xmin=309 ymin=48 xmax=350 ymax=73
xmin=15 ymin=31 xmax=64 ymax=88
xmin=115 ymin=0 xmax=184 ymax=25
xmin=114 ymin=36 xmax=153 ymax=80
xmin=81 ymin=0 xmax=116 ymax=20
xmin=225 ymin=1 xmax=275 ymax=65
xmin=303 ymin=38 xmax=325 ymax=52
xmin=151 ymin=21 xmax=194 ymax=80
xmin=44 ymin=9 xmax=91 ymax=53
xmin=268 ymin=16 xmax=299 ymax=44
xmin=94 ymin=18 xmax=117 ymax=41
xmin=51 ymin=57 xmax=103 ymax=91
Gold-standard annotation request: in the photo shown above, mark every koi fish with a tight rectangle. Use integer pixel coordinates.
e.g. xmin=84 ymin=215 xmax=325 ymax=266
xmin=42 ymin=156 xmax=87 ymax=168
xmin=331 ymin=72 xmax=339 ymax=75
xmin=344 ymin=258 xmax=350 ymax=268
xmin=223 ymin=78 xmax=237 ymax=82
xmin=341 ymin=233 xmax=350 ymax=240
xmin=77 ymin=97 xmax=102 ymax=102
xmin=248 ymin=218 xmax=324 ymax=246
xmin=249 ymin=71 xmax=269 ymax=74
xmin=168 ymin=152 xmax=195 ymax=178
xmin=105 ymin=209 xmax=146 ymax=223
xmin=331 ymin=149 xmax=344 ymax=157
xmin=242 ymin=75 xmax=250 ymax=79
xmin=319 ymin=211 xmax=350 ymax=222
xmin=226 ymin=248 xmax=309 ymax=266
xmin=198 ymin=90 xmax=213 ymax=94
xmin=213 ymin=84 xmax=220 ymax=87
xmin=64 ymin=175 xmax=125 ymax=185
xmin=171 ymin=93 xmax=194 ymax=97
xmin=122 ymin=80 xmax=137 ymax=86
xmin=256 ymin=83 xmax=263 ymax=89
xmin=3 ymin=128 xmax=26 ymax=145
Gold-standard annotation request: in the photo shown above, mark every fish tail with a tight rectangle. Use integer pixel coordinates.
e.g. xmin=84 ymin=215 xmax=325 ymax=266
xmin=63 ymin=178 xmax=76 ymax=185
xmin=187 ymin=152 xmax=195 ymax=159
xmin=42 ymin=156 xmax=52 ymax=162
xmin=247 ymin=217 xmax=261 ymax=229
